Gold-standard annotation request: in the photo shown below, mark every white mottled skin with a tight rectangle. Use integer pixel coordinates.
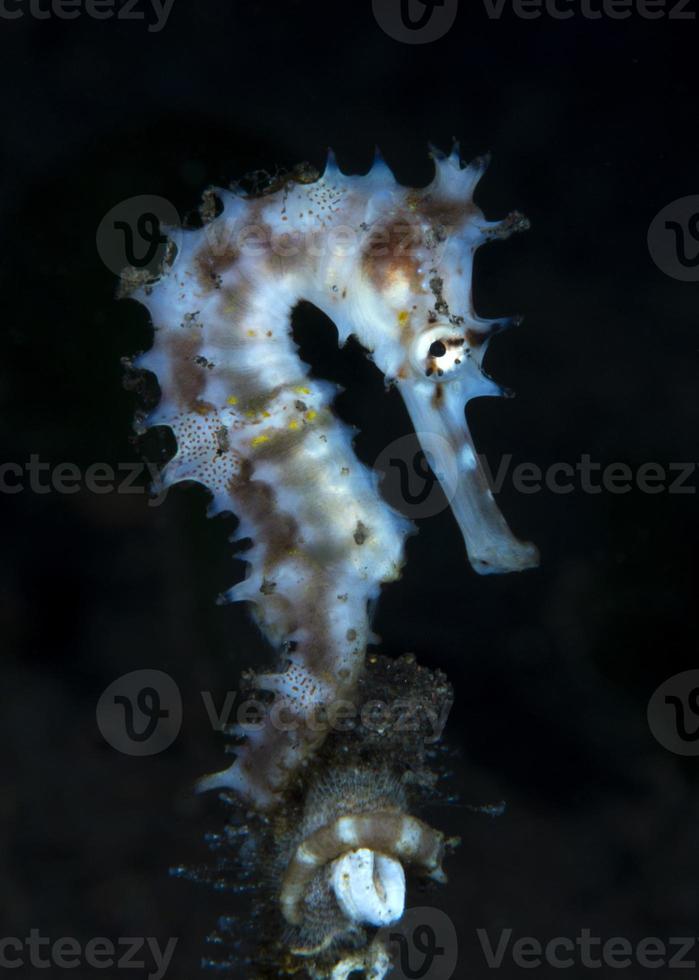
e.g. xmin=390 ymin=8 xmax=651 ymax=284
xmin=127 ymin=146 xmax=537 ymax=811
xmin=331 ymin=849 xmax=406 ymax=927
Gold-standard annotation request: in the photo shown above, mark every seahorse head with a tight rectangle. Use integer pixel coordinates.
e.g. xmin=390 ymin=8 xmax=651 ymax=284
xmin=298 ymin=145 xmax=540 ymax=574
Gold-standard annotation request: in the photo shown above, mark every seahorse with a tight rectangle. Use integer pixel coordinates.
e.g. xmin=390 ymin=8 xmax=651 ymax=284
xmin=121 ymin=145 xmax=537 ymax=977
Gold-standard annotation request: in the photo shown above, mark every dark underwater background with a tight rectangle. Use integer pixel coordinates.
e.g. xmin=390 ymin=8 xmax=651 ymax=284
xmin=2 ymin=1 xmax=699 ymax=976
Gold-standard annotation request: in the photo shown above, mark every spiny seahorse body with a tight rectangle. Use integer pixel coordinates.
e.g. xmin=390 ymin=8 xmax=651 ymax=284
xmin=124 ymin=146 xmax=537 ymax=809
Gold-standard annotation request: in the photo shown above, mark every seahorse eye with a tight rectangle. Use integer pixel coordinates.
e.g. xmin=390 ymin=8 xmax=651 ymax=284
xmin=412 ymin=327 xmax=466 ymax=380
